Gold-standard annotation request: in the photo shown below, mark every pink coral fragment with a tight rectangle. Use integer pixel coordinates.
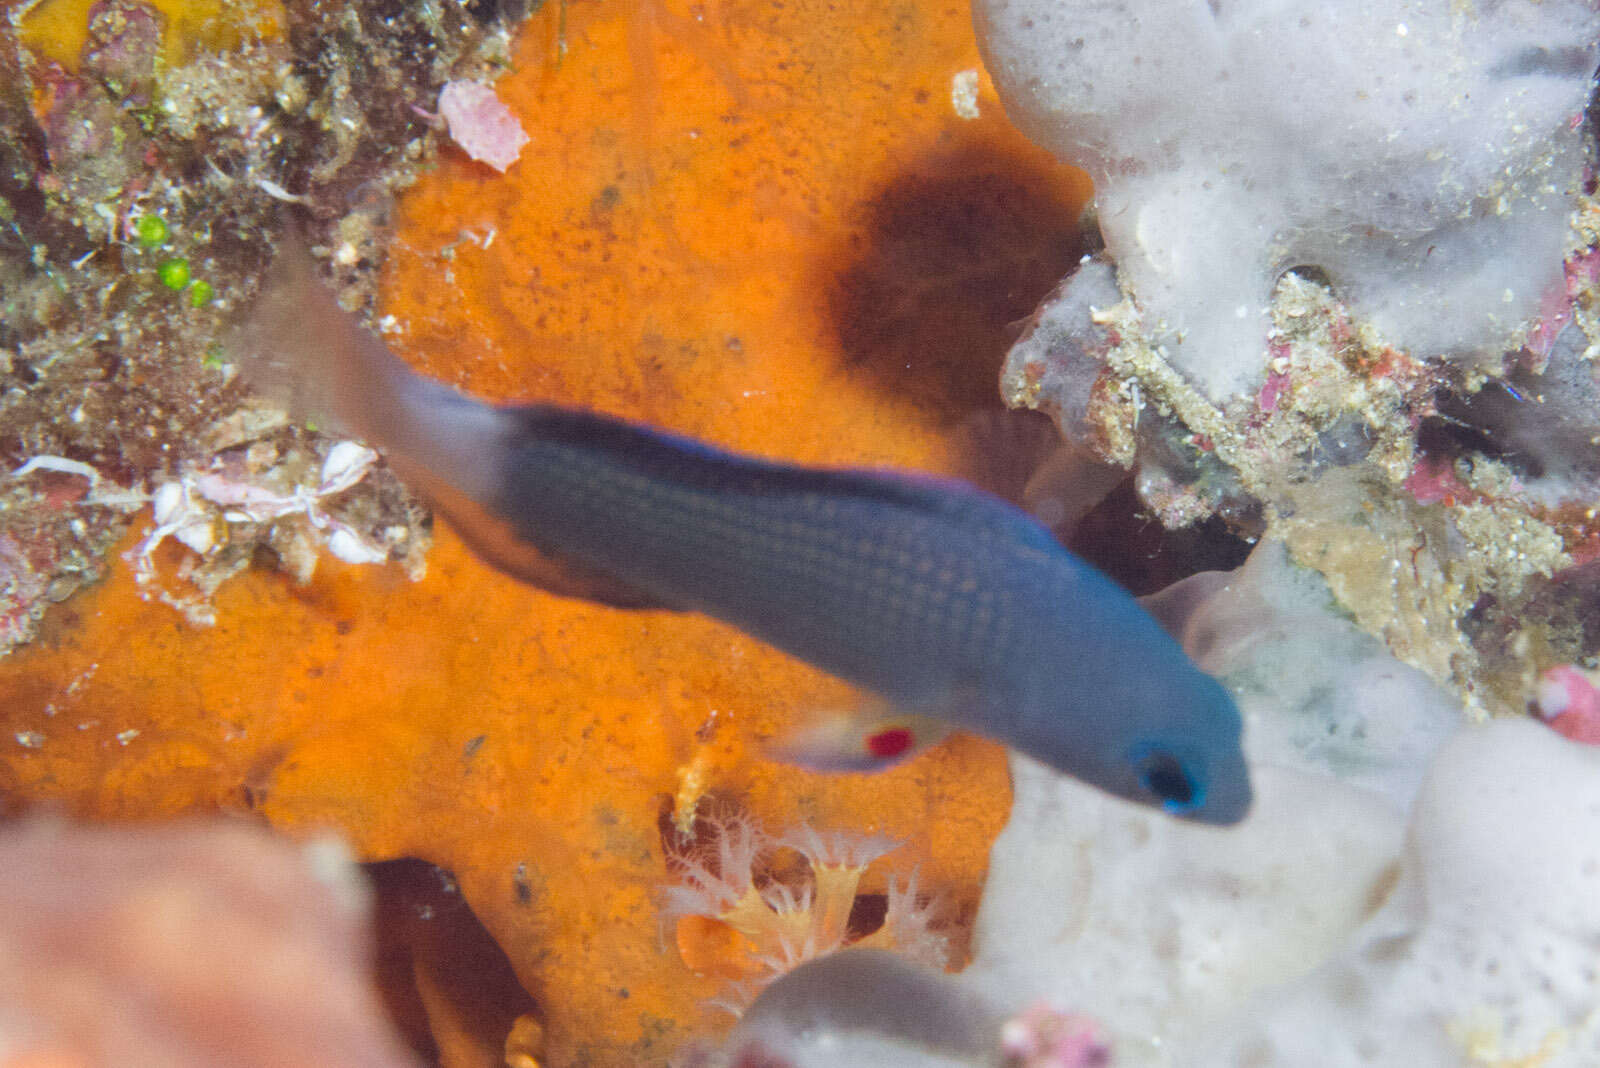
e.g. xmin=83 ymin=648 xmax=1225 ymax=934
xmin=1257 ymin=369 xmax=1290 ymax=414
xmin=999 ymin=1003 xmax=1111 ymax=1067
xmin=1402 ymin=456 xmax=1470 ymax=506
xmin=1568 ymin=534 xmax=1600 ymax=567
xmin=438 ymin=79 xmax=529 ymax=173
xmin=1529 ymin=245 xmax=1600 ymax=360
xmin=1535 ymin=665 xmax=1600 ymax=745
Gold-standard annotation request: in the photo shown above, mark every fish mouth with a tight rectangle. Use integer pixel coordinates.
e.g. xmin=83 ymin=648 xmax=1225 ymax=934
xmin=1184 ymin=764 xmax=1253 ymax=826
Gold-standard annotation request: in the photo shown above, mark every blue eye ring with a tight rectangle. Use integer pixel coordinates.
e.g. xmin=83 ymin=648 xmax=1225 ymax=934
xmin=1129 ymin=744 xmax=1206 ymax=814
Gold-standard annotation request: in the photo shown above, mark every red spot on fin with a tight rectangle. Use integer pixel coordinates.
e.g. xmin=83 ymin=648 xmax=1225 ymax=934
xmin=866 ymin=727 xmax=914 ymax=760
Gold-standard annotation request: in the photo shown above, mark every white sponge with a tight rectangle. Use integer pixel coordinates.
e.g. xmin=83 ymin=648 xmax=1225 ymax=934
xmin=965 ymin=543 xmax=1600 ymax=1066
xmin=974 ymin=0 xmax=1600 ymax=397
xmin=1197 ymin=718 xmax=1600 ymax=1065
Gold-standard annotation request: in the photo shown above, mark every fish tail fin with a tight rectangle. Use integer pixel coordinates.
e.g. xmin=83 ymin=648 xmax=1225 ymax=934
xmin=229 ymin=237 xmax=509 ymax=505
xmin=231 ymin=237 xmax=678 ymax=610
xmin=770 ymin=707 xmax=951 ymax=772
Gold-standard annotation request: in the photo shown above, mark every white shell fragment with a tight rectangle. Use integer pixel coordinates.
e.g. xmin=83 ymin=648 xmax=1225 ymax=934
xmin=324 ymin=526 xmax=390 ymax=566
xmin=318 ymin=441 xmax=379 ymax=496
xmin=10 ymin=455 xmax=101 ymax=483
xmin=131 ymin=440 xmax=389 ymax=594
xmin=950 ymin=70 xmax=980 ymax=120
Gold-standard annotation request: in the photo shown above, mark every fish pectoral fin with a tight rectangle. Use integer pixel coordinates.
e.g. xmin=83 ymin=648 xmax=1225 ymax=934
xmin=770 ymin=705 xmax=952 ymax=772
xmin=423 ymin=475 xmax=680 ymax=611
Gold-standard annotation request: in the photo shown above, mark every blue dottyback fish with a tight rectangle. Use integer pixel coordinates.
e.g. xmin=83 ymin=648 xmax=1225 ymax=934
xmin=236 ymin=247 xmax=1251 ymax=824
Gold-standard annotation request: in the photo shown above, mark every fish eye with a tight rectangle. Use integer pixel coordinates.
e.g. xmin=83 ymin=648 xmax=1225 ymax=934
xmin=1131 ymin=746 xmax=1206 ymax=814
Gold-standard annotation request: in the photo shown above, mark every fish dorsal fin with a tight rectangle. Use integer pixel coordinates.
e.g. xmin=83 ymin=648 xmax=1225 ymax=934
xmin=800 ymin=466 xmax=1068 ymax=556
xmin=509 ymin=404 xmax=1071 ymax=557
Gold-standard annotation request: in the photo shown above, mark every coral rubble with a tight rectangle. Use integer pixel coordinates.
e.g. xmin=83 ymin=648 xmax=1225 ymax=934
xmin=0 ymin=0 xmax=530 ymax=651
